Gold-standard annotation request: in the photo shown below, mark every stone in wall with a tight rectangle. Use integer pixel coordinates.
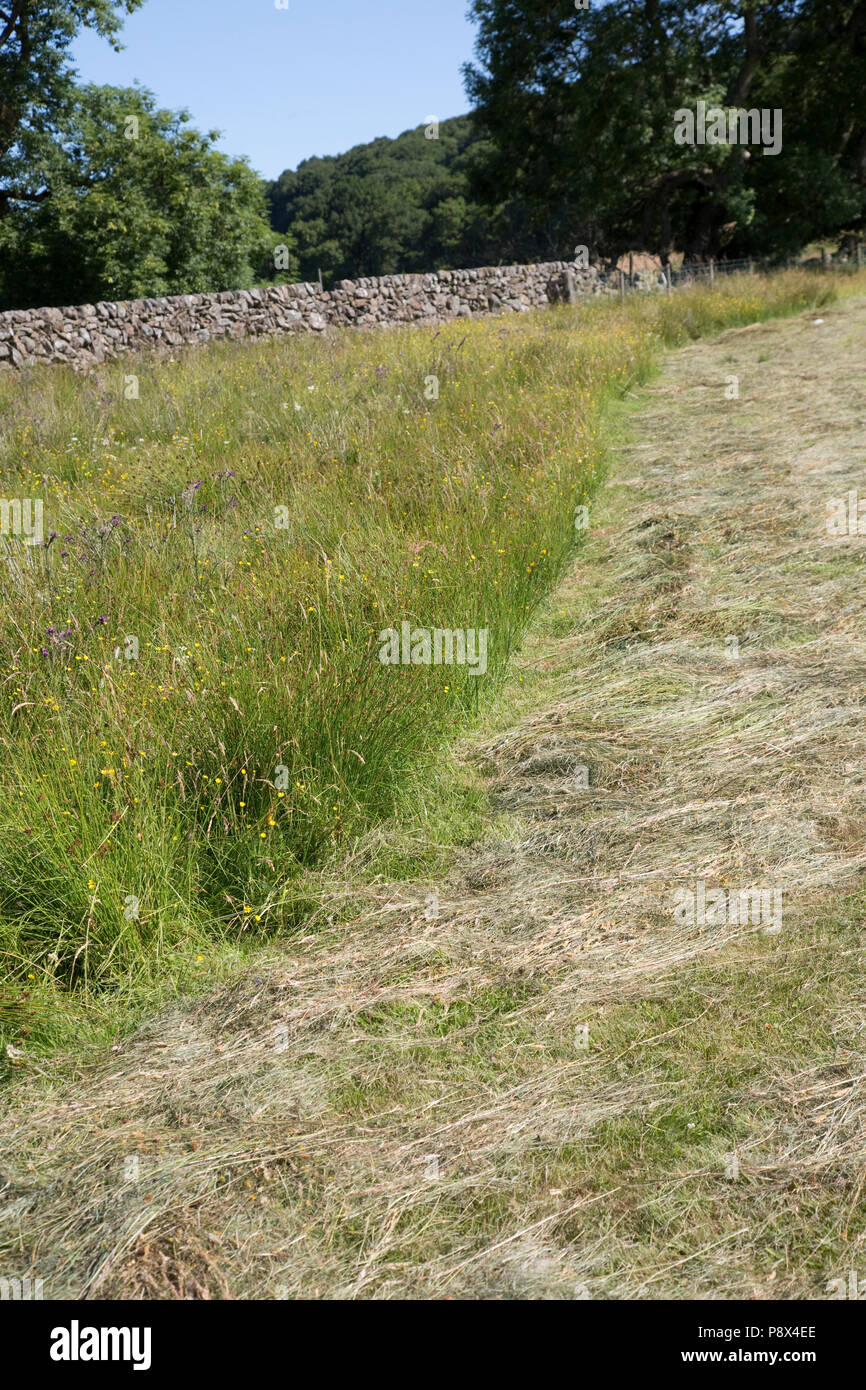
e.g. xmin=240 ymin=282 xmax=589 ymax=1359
xmin=0 ymin=260 xmax=627 ymax=374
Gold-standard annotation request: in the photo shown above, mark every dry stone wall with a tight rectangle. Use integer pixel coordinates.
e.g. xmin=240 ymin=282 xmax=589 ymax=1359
xmin=0 ymin=261 xmax=634 ymax=374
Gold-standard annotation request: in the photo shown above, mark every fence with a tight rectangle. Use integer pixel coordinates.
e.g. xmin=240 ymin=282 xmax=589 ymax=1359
xmin=613 ymin=245 xmax=866 ymax=299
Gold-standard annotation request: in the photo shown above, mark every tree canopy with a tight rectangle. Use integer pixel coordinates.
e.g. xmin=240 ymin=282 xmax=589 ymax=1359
xmin=0 ymin=1 xmax=145 ymax=218
xmin=0 ymin=1 xmax=273 ymax=309
xmin=266 ymin=116 xmax=522 ymax=284
xmin=0 ymin=0 xmax=863 ymax=310
xmin=464 ymin=0 xmax=866 ymax=264
xmin=0 ymin=84 xmax=274 ymax=309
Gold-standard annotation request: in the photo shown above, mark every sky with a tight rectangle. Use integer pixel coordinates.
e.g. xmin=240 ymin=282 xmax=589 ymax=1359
xmin=71 ymin=0 xmax=480 ymax=181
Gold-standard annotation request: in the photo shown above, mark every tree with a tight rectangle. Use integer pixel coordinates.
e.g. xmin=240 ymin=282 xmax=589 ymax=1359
xmin=745 ymin=0 xmax=866 ymax=256
xmin=0 ymin=85 xmax=276 ymax=308
xmin=267 ymin=116 xmax=513 ymax=284
xmin=0 ymin=0 xmax=145 ymax=218
xmin=464 ymin=0 xmax=866 ymax=263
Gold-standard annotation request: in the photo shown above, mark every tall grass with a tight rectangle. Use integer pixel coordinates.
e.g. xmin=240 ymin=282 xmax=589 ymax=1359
xmin=0 ymin=271 xmax=842 ymax=1037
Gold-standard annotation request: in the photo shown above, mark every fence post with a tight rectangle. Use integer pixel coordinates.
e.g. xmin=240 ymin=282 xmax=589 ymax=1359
xmin=858 ymin=244 xmax=864 ymax=269
xmin=748 ymin=257 xmax=754 ymax=275
xmin=619 ymin=268 xmax=625 ymax=302
xmin=317 ymin=266 xmax=323 ymax=291
xmin=709 ymin=257 xmax=715 ymax=286
xmin=628 ymin=252 xmax=634 ymax=288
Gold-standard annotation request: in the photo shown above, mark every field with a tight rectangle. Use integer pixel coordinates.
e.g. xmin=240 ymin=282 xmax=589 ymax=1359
xmin=3 ymin=270 xmax=866 ymax=1299
xmin=0 ymin=273 xmax=833 ymax=1043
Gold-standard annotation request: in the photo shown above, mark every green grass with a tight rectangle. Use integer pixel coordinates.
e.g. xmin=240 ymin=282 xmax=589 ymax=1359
xmin=0 ymin=270 xmax=844 ymax=1053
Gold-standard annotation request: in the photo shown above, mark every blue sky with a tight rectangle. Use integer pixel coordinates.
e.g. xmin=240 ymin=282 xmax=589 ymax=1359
xmin=71 ymin=0 xmax=479 ymax=181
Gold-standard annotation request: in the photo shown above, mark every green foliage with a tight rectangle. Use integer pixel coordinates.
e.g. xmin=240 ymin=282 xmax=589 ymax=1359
xmin=266 ymin=115 xmax=535 ymax=284
xmin=0 ymin=85 xmax=276 ymax=309
xmin=465 ymin=0 xmax=866 ymax=263
xmin=3 ymin=0 xmax=862 ymax=309
xmin=0 ymin=3 xmax=279 ymax=309
xmin=0 ymin=1 xmax=145 ymax=215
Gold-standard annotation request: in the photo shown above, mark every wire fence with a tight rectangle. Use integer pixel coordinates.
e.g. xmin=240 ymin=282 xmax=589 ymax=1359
xmin=614 ymin=245 xmax=866 ymax=297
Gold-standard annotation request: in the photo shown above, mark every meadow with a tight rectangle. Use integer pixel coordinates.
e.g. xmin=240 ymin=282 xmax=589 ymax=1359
xmin=0 ymin=272 xmax=840 ymax=1053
